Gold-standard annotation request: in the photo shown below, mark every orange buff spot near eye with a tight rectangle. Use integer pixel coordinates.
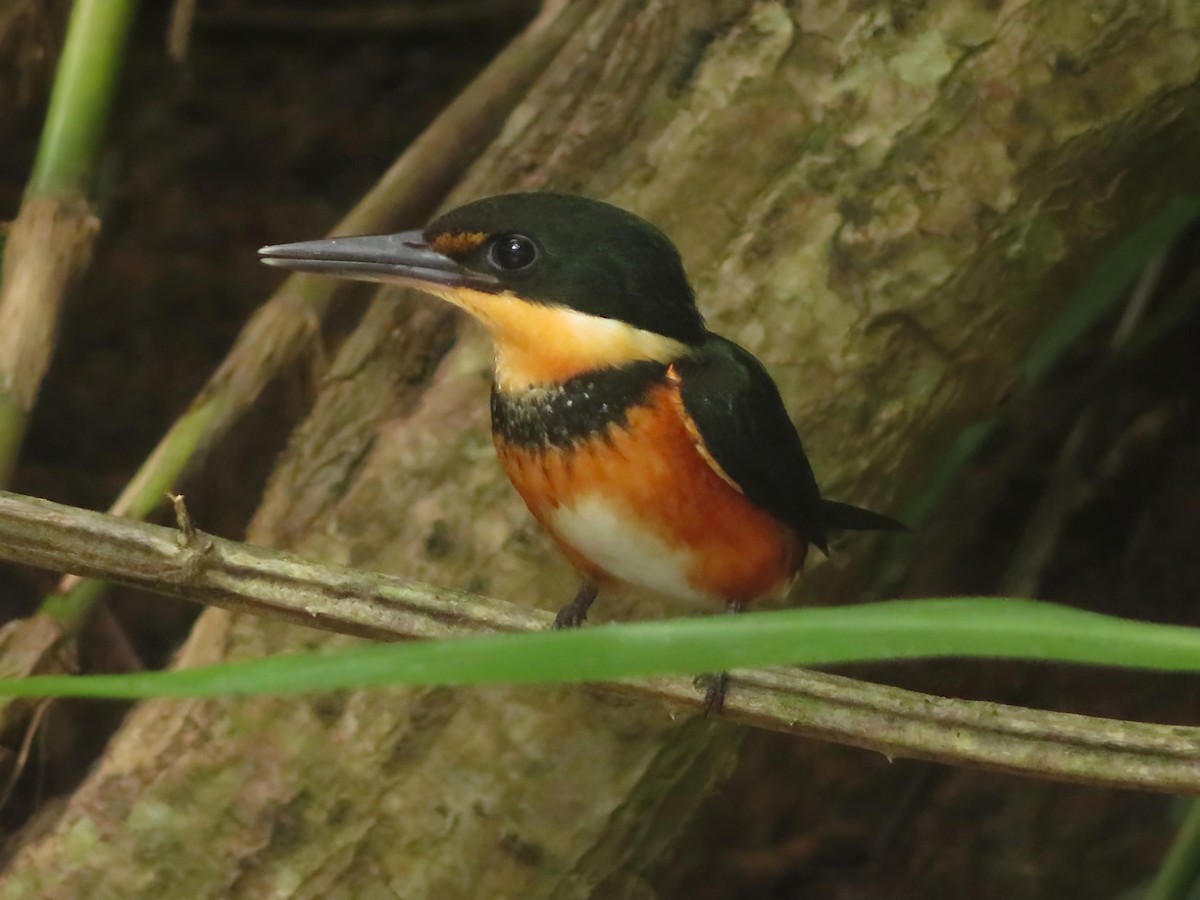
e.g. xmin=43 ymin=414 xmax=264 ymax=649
xmin=431 ymin=231 xmax=488 ymax=256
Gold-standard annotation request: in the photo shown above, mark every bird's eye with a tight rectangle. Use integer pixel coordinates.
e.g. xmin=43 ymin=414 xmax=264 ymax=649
xmin=488 ymin=234 xmax=538 ymax=271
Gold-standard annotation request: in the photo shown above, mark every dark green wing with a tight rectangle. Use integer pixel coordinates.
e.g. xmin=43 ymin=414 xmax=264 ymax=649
xmin=674 ymin=335 xmax=904 ymax=553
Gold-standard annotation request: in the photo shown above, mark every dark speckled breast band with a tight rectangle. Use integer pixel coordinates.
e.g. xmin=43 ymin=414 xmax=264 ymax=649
xmin=490 ymin=360 xmax=669 ymax=449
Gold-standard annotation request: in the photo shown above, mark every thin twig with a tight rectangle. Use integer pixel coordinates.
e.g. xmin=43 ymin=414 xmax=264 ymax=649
xmin=165 ymin=0 xmax=197 ymax=62
xmin=1 ymin=489 xmax=1197 ymax=794
xmin=0 ymin=699 xmax=50 ymax=812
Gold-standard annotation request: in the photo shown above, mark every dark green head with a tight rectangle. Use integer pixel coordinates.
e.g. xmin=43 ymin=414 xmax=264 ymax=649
xmin=424 ymin=193 xmax=705 ymax=344
xmin=260 ymin=192 xmax=706 ymax=346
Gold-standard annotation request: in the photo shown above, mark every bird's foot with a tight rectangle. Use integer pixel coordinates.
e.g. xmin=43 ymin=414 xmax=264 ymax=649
xmin=696 ymin=602 xmax=743 ymax=714
xmin=553 ymin=580 xmax=599 ymax=629
xmin=697 ymin=671 xmax=730 ymax=716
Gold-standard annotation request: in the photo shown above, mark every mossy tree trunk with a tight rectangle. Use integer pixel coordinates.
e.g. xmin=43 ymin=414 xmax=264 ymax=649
xmin=3 ymin=1 xmax=1198 ymax=897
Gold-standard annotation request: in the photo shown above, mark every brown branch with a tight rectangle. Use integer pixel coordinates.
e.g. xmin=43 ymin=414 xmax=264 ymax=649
xmin=0 ymin=196 xmax=99 ymax=486
xmin=1 ymin=489 xmax=1197 ymax=794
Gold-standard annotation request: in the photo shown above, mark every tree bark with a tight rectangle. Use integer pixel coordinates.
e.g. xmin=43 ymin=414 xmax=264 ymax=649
xmin=3 ymin=1 xmax=1199 ymax=897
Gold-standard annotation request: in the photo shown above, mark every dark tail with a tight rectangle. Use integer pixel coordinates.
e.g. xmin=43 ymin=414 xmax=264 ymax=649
xmin=821 ymin=499 xmax=908 ymax=534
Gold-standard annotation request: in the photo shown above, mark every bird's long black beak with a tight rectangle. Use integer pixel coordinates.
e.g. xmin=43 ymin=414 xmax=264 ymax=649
xmin=258 ymin=230 xmax=499 ymax=292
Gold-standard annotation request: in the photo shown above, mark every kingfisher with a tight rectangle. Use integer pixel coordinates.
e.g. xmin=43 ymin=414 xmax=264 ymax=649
xmin=260 ymin=192 xmax=903 ymax=708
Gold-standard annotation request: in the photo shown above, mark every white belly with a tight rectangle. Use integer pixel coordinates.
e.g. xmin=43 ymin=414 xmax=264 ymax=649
xmin=549 ymin=493 xmax=717 ymax=605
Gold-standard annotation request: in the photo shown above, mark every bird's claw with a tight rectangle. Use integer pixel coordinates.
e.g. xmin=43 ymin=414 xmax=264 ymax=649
xmin=553 ymin=604 xmax=588 ymax=629
xmin=552 ymin=581 xmax=598 ymax=630
xmin=698 ymin=671 xmax=730 ymax=716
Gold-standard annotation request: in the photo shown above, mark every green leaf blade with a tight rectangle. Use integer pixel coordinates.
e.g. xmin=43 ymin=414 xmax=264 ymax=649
xmin=0 ymin=598 xmax=1197 ymax=700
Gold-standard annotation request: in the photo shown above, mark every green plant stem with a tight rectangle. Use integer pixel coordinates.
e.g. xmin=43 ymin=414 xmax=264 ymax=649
xmin=28 ymin=0 xmax=139 ymax=197
xmin=0 ymin=0 xmax=138 ymax=488
xmin=1147 ymin=801 xmax=1200 ymax=900
xmin=8 ymin=599 xmax=1200 ymax=697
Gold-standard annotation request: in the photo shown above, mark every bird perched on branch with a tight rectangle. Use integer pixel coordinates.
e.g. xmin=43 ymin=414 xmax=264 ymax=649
xmin=260 ymin=192 xmax=903 ymax=710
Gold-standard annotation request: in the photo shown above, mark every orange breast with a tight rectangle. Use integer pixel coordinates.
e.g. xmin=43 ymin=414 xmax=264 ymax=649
xmin=493 ymin=381 xmax=805 ymax=606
